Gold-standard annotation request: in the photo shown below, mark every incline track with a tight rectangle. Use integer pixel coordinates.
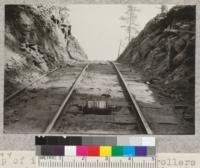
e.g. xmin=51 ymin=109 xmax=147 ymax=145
xmin=4 ymin=63 xmax=88 ymax=133
xmin=4 ymin=61 xmax=153 ymax=134
xmin=46 ymin=62 xmax=153 ymax=134
xmin=44 ymin=64 xmax=89 ymax=133
xmin=111 ymin=62 xmax=153 ymax=134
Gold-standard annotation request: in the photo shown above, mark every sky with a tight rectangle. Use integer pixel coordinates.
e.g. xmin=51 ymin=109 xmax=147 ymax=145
xmin=68 ymin=5 xmax=173 ymax=61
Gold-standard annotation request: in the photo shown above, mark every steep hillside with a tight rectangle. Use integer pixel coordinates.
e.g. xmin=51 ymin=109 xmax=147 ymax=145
xmin=118 ymin=6 xmax=195 ymax=109
xmin=5 ymin=5 xmax=87 ymax=97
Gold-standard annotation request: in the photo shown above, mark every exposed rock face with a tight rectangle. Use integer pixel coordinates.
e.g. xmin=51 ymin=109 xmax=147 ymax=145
xmin=118 ymin=6 xmax=195 ymax=104
xmin=5 ymin=5 xmax=87 ymax=96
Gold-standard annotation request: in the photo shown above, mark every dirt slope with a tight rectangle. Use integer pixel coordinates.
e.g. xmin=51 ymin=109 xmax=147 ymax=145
xmin=5 ymin=5 xmax=87 ymax=97
xmin=118 ymin=6 xmax=195 ymax=112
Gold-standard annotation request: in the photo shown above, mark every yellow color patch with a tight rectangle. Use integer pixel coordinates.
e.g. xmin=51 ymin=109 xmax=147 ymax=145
xmin=100 ymin=146 xmax=112 ymax=156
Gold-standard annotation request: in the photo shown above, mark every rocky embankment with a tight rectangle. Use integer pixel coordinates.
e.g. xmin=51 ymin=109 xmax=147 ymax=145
xmin=118 ymin=6 xmax=195 ymax=112
xmin=5 ymin=5 xmax=87 ymax=97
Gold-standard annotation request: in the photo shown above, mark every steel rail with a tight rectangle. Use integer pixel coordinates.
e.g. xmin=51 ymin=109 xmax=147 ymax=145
xmin=111 ymin=62 xmax=153 ymax=134
xmin=4 ymin=67 xmax=61 ymax=104
xmin=44 ymin=64 xmax=89 ymax=134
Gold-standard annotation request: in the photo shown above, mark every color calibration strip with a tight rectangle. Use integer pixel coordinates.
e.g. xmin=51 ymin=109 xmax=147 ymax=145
xmin=36 ymin=145 xmax=155 ymax=157
xmin=35 ymin=136 xmax=155 ymax=157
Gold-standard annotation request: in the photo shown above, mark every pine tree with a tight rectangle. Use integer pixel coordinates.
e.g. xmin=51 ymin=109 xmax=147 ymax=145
xmin=120 ymin=5 xmax=139 ymax=43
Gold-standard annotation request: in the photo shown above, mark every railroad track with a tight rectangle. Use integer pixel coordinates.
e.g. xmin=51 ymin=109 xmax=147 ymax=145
xmin=45 ymin=62 xmax=153 ymax=134
xmin=44 ymin=64 xmax=89 ymax=133
xmin=111 ymin=62 xmax=153 ymax=134
xmin=4 ymin=63 xmax=88 ymax=133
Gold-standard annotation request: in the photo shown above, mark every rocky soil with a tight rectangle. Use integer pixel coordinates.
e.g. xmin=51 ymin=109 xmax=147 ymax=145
xmin=5 ymin=5 xmax=87 ymax=98
xmin=118 ymin=5 xmax=195 ymax=132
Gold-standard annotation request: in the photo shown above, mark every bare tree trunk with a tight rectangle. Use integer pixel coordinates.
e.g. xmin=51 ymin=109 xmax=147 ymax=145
xmin=128 ymin=7 xmax=133 ymax=43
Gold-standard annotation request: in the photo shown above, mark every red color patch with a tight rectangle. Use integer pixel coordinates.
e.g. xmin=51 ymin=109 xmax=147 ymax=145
xmin=88 ymin=146 xmax=100 ymax=156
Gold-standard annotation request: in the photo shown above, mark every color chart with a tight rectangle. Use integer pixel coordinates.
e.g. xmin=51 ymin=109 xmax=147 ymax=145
xmin=36 ymin=136 xmax=156 ymax=168
xmin=35 ymin=136 xmax=155 ymax=157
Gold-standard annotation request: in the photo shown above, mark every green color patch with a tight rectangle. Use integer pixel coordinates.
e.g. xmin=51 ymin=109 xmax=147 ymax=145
xmin=112 ymin=146 xmax=123 ymax=156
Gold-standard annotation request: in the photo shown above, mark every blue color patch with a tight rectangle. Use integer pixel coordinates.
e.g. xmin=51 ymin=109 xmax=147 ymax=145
xmin=123 ymin=146 xmax=135 ymax=156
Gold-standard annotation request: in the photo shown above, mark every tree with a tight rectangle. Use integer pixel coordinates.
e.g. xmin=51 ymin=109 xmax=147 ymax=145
xmin=160 ymin=5 xmax=168 ymax=13
xmin=120 ymin=5 xmax=139 ymax=43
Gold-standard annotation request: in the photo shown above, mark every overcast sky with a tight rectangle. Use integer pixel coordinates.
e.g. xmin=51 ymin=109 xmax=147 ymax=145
xmin=68 ymin=5 xmax=173 ymax=61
